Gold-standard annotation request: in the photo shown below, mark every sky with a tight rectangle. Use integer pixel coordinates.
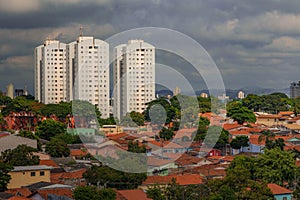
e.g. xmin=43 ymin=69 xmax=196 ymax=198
xmin=1 ymin=0 xmax=300 ymax=94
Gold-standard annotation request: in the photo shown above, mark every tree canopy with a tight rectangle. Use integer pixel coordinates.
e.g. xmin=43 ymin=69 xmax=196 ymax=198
xmin=35 ymin=119 xmax=66 ymax=140
xmin=0 ymin=145 xmax=39 ymax=166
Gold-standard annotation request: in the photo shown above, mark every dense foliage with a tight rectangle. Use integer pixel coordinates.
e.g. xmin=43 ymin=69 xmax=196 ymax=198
xmin=73 ymin=186 xmax=116 ymax=200
xmin=0 ymin=162 xmax=13 ymax=192
xmin=0 ymin=144 xmax=39 ymax=166
xmin=83 ymin=165 xmax=147 ymax=190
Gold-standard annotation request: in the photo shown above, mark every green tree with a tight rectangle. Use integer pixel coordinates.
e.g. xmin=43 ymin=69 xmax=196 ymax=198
xmin=73 ymin=186 xmax=116 ymax=200
xmin=0 ymin=113 xmax=6 ymax=130
xmin=254 ymin=148 xmax=298 ymax=186
xmin=193 ymin=117 xmax=210 ymax=141
xmin=130 ymin=111 xmax=145 ymax=126
xmin=227 ymin=103 xmax=256 ymax=124
xmin=0 ymin=162 xmax=13 ymax=192
xmin=230 ymin=136 xmax=249 ymax=150
xmin=0 ymin=145 xmax=39 ymax=166
xmin=159 ymin=127 xmax=174 ymax=141
xmin=258 ymin=130 xmax=275 ymax=143
xmin=53 ymin=133 xmax=82 ymax=144
xmin=36 ymin=119 xmax=66 ymax=140
xmin=83 ymin=165 xmax=147 ymax=190
xmin=41 ymin=102 xmax=72 ymax=120
xmin=265 ymin=138 xmax=285 ymax=150
xmin=128 ymin=140 xmax=146 ymax=153
xmin=45 ymin=138 xmax=70 ymax=157
xmin=236 ymin=180 xmax=273 ymax=199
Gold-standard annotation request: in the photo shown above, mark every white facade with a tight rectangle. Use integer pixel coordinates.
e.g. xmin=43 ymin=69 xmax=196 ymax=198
xmin=238 ymin=91 xmax=245 ymax=99
xmin=34 ymin=37 xmax=110 ymax=118
xmin=69 ymin=36 xmax=110 ymax=118
xmin=34 ymin=40 xmax=67 ymax=104
xmin=113 ymin=40 xmax=155 ymax=119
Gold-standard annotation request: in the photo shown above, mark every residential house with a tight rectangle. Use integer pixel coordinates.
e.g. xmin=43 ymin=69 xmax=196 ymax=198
xmin=267 ymin=183 xmax=292 ymax=200
xmin=8 ymin=165 xmax=52 ymax=189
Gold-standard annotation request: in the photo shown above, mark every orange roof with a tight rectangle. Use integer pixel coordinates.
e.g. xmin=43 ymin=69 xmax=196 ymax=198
xmin=267 ymin=183 xmax=292 ymax=195
xmin=257 ymin=114 xmax=281 ymax=119
xmin=209 ymin=156 xmax=234 ymax=162
xmin=284 ymin=146 xmax=300 ymax=152
xmin=249 ymin=134 xmax=265 ymax=145
xmin=39 ymin=160 xmax=59 ymax=168
xmin=223 ymin=123 xmax=243 ymax=130
xmin=107 ymin=132 xmax=129 ymax=140
xmin=279 ymin=111 xmax=294 ymax=116
xmin=70 ymin=149 xmax=88 ymax=157
xmin=143 ymin=174 xmax=203 ymax=186
xmin=117 ymin=189 xmax=152 ymax=200
xmin=175 ymin=153 xmax=204 ymax=166
xmin=296 ymin=160 xmax=300 ymax=167
xmin=229 ymin=130 xmax=250 ymax=135
xmin=51 ymin=168 xmax=86 ymax=184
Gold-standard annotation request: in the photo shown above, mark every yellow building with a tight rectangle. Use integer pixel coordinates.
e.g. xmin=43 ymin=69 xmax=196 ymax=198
xmin=8 ymin=165 xmax=52 ymax=189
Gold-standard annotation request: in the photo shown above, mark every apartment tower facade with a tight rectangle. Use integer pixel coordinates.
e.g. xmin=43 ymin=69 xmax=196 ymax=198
xmin=113 ymin=40 xmax=155 ymax=119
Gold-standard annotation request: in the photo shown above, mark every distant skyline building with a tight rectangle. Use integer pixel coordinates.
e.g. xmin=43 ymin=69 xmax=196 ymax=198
xmin=200 ymin=92 xmax=208 ymax=98
xmin=290 ymin=81 xmax=300 ymax=98
xmin=237 ymin=91 xmax=245 ymax=99
xmin=34 ymin=35 xmax=110 ymax=118
xmin=113 ymin=40 xmax=155 ymax=119
xmin=173 ymin=87 xmax=181 ymax=96
xmin=6 ymin=83 xmax=14 ymax=99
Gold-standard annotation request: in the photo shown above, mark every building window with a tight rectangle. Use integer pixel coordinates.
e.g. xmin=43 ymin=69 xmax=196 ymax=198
xmin=31 ymin=172 xmax=36 ymax=176
xmin=40 ymin=171 xmax=45 ymax=176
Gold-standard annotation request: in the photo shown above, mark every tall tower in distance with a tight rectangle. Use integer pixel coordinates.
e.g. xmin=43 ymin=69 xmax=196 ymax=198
xmin=290 ymin=81 xmax=300 ymax=98
xmin=6 ymin=83 xmax=14 ymax=99
xmin=113 ymin=40 xmax=155 ymax=120
xmin=34 ymin=40 xmax=67 ymax=104
xmin=237 ymin=91 xmax=245 ymax=99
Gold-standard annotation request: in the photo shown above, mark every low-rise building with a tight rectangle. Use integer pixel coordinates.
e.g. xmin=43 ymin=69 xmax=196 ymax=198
xmin=8 ymin=165 xmax=52 ymax=189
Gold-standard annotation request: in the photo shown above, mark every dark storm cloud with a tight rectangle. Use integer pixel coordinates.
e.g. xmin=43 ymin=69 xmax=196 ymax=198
xmin=1 ymin=0 xmax=300 ymax=93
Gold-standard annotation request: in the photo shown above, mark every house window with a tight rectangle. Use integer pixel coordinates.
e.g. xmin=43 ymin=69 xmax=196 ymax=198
xmin=40 ymin=171 xmax=45 ymax=176
xmin=283 ymin=197 xmax=287 ymax=200
xmin=31 ymin=172 xmax=36 ymax=176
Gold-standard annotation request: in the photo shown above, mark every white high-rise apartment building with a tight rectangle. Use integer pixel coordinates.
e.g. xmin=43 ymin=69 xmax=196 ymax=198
xmin=113 ymin=40 xmax=155 ymax=119
xmin=34 ymin=40 xmax=67 ymax=104
xmin=34 ymin=36 xmax=110 ymax=118
xmin=68 ymin=36 xmax=110 ymax=118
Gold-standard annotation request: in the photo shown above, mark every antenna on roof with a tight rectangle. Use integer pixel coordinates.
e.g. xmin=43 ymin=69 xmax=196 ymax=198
xmin=79 ymin=26 xmax=83 ymax=37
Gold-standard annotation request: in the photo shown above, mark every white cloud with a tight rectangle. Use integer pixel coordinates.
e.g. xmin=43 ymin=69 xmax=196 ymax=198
xmin=264 ymin=36 xmax=300 ymax=52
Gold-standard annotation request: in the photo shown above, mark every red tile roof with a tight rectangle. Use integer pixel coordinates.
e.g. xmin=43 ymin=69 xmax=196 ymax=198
xmin=267 ymin=183 xmax=292 ymax=195
xmin=279 ymin=111 xmax=294 ymax=116
xmin=229 ymin=130 xmax=251 ymax=135
xmin=70 ymin=149 xmax=88 ymax=157
xmin=117 ymin=189 xmax=152 ymax=200
xmin=223 ymin=123 xmax=243 ymax=131
xmin=51 ymin=168 xmax=86 ymax=184
xmin=143 ymin=174 xmax=203 ymax=186
xmin=39 ymin=160 xmax=59 ymax=168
